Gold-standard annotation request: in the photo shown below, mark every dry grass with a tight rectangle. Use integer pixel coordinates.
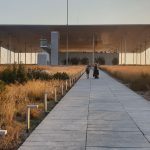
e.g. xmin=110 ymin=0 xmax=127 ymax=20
xmin=0 ymin=65 xmax=84 ymax=150
xmin=0 ymin=65 xmax=84 ymax=76
xmin=100 ymin=65 xmax=150 ymax=91
xmin=27 ymin=65 xmax=84 ymax=76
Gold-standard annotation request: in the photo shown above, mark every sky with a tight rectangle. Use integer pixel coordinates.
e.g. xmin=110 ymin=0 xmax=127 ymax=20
xmin=0 ymin=0 xmax=150 ymax=25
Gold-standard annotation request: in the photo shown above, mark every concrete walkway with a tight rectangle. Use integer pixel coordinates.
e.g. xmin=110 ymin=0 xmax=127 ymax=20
xmin=19 ymin=71 xmax=150 ymax=150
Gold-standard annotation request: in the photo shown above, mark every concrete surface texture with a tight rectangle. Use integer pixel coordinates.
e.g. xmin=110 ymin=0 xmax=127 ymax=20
xmin=19 ymin=70 xmax=150 ymax=150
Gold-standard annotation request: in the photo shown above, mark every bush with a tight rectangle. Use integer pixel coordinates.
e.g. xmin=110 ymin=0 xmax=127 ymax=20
xmin=27 ymin=70 xmax=53 ymax=80
xmin=17 ymin=64 xmax=28 ymax=83
xmin=112 ymin=58 xmax=119 ymax=65
xmin=80 ymin=57 xmax=89 ymax=65
xmin=70 ymin=57 xmax=80 ymax=65
xmin=1 ymin=66 xmax=14 ymax=83
xmin=95 ymin=57 xmax=105 ymax=65
xmin=53 ymin=72 xmax=69 ymax=80
xmin=130 ymin=73 xmax=150 ymax=91
xmin=0 ymin=64 xmax=28 ymax=84
xmin=62 ymin=58 xmax=71 ymax=65
xmin=0 ymin=80 xmax=5 ymax=92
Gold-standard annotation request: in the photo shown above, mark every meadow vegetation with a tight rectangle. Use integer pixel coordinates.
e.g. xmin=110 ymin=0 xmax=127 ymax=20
xmin=0 ymin=64 xmax=84 ymax=150
xmin=100 ymin=65 xmax=150 ymax=92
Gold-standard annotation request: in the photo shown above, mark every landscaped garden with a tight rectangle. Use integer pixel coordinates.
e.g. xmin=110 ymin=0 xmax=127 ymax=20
xmin=100 ymin=65 xmax=150 ymax=100
xmin=0 ymin=64 xmax=84 ymax=150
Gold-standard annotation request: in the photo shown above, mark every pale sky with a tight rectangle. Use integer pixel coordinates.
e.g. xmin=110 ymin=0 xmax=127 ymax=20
xmin=0 ymin=0 xmax=150 ymax=25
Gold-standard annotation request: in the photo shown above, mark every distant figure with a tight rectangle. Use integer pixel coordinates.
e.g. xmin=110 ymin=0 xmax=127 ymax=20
xmin=93 ymin=64 xmax=99 ymax=79
xmin=85 ymin=65 xmax=90 ymax=79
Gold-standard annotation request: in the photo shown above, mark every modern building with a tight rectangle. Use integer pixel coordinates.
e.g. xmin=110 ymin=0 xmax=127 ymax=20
xmin=0 ymin=25 xmax=150 ymax=65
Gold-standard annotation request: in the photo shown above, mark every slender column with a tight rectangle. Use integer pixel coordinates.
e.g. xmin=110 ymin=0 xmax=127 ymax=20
xmin=66 ymin=0 xmax=69 ymax=65
xmin=136 ymin=48 xmax=138 ymax=65
xmin=18 ymin=51 xmax=19 ymax=64
xmin=44 ymin=93 xmax=48 ymax=113
xmin=144 ymin=41 xmax=147 ymax=65
xmin=20 ymin=50 xmax=22 ymax=64
xmin=0 ymin=41 xmax=2 ymax=64
xmin=55 ymin=88 xmax=57 ymax=102
xmin=92 ymin=32 xmax=95 ymax=64
xmin=120 ymin=39 xmax=122 ymax=65
xmin=133 ymin=50 xmax=134 ymax=64
xmin=9 ymin=36 xmax=11 ymax=64
xmin=25 ymin=41 xmax=27 ymax=64
xmin=35 ymin=52 xmax=36 ymax=64
xmin=140 ymin=44 xmax=142 ymax=65
xmin=14 ymin=48 xmax=15 ymax=64
xmin=31 ymin=47 xmax=32 ymax=64
xmin=124 ymin=38 xmax=127 ymax=65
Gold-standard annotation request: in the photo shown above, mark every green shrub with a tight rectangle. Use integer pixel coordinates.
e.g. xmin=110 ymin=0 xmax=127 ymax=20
xmin=53 ymin=72 xmax=69 ymax=80
xmin=1 ymin=66 xmax=14 ymax=83
xmin=17 ymin=64 xmax=28 ymax=83
xmin=70 ymin=57 xmax=80 ymax=65
xmin=112 ymin=58 xmax=119 ymax=65
xmin=0 ymin=64 xmax=28 ymax=84
xmin=80 ymin=57 xmax=89 ymax=65
xmin=27 ymin=70 xmax=53 ymax=80
xmin=130 ymin=73 xmax=150 ymax=91
xmin=0 ymin=80 xmax=5 ymax=92
xmin=95 ymin=57 xmax=105 ymax=65
xmin=62 ymin=58 xmax=71 ymax=65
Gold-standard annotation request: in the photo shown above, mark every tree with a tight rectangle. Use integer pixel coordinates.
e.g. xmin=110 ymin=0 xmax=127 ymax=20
xmin=95 ymin=57 xmax=105 ymax=65
xmin=80 ymin=57 xmax=89 ymax=65
xmin=112 ymin=58 xmax=119 ymax=65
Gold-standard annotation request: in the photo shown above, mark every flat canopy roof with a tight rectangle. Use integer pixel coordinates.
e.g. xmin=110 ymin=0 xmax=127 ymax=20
xmin=0 ymin=25 xmax=150 ymax=53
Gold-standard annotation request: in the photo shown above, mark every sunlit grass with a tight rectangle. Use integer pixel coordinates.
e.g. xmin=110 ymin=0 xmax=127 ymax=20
xmin=100 ymin=65 xmax=150 ymax=91
xmin=0 ymin=65 xmax=84 ymax=150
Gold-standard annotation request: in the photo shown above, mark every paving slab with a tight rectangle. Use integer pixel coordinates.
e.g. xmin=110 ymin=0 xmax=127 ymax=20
xmin=87 ymin=130 xmax=150 ymax=148
xmin=86 ymin=148 xmax=150 ymax=150
xmin=19 ymin=70 xmax=150 ymax=150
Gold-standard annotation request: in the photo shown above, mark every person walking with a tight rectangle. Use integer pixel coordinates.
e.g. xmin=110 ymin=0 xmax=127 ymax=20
xmin=85 ymin=65 xmax=90 ymax=79
xmin=93 ymin=64 xmax=99 ymax=79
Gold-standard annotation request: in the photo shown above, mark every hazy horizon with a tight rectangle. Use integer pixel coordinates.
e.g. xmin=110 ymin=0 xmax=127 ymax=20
xmin=0 ymin=0 xmax=150 ymax=25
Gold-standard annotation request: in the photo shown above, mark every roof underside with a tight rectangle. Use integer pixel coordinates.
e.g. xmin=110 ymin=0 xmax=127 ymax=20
xmin=0 ymin=25 xmax=150 ymax=53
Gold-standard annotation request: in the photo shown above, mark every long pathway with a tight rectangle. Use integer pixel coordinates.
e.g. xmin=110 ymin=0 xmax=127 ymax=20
xmin=19 ymin=71 xmax=150 ymax=150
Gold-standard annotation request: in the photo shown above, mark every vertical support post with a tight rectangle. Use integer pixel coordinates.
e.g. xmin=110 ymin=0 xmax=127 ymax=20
xmin=70 ymin=79 xmax=72 ymax=87
xmin=35 ymin=52 xmax=36 ymax=64
xmin=20 ymin=50 xmax=22 ymax=64
xmin=140 ymin=44 xmax=142 ymax=65
xmin=144 ymin=41 xmax=147 ymax=65
xmin=120 ymin=40 xmax=122 ymax=65
xmin=133 ymin=50 xmax=134 ymax=65
xmin=8 ymin=35 xmax=11 ymax=64
xmin=18 ymin=52 xmax=19 ymax=64
xmin=124 ymin=38 xmax=126 ymax=65
xmin=66 ymin=0 xmax=69 ymax=65
xmin=136 ymin=48 xmax=138 ymax=65
xmin=7 ymin=37 xmax=9 ymax=64
xmin=14 ymin=48 xmax=15 ymax=64
xmin=120 ymin=39 xmax=122 ymax=65
xmin=27 ymin=107 xmax=30 ymax=132
xmin=66 ymin=80 xmax=68 ymax=91
xmin=26 ymin=105 xmax=38 ymax=132
xmin=55 ymin=88 xmax=57 ymax=102
xmin=62 ymin=83 xmax=64 ymax=95
xmin=31 ymin=47 xmax=32 ymax=64
xmin=10 ymin=38 xmax=11 ymax=64
xmin=44 ymin=93 xmax=48 ymax=113
xmin=25 ymin=41 xmax=26 ymax=64
xmin=92 ymin=32 xmax=95 ymax=64
xmin=0 ymin=41 xmax=2 ymax=64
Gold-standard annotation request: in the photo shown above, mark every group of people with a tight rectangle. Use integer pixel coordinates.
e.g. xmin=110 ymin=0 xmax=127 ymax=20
xmin=85 ymin=64 xmax=99 ymax=79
